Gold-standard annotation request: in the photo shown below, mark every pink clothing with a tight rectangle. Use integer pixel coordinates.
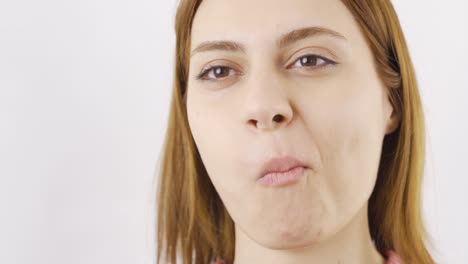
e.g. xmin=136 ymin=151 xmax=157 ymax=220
xmin=211 ymin=249 xmax=404 ymax=264
xmin=384 ymin=249 xmax=405 ymax=264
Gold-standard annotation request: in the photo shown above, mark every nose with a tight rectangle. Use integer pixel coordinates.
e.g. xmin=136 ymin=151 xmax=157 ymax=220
xmin=249 ymin=113 xmax=289 ymax=130
xmin=242 ymin=73 xmax=293 ymax=131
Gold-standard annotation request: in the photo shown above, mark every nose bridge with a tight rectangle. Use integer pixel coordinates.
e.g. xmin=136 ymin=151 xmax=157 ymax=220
xmin=241 ymin=59 xmax=294 ymax=131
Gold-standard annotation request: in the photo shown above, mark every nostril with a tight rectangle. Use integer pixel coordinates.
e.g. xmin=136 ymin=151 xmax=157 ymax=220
xmin=249 ymin=120 xmax=258 ymax=127
xmin=273 ymin=114 xmax=283 ymax=122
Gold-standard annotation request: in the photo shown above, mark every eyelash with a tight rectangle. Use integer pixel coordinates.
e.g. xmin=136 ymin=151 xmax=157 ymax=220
xmin=195 ymin=54 xmax=338 ymax=81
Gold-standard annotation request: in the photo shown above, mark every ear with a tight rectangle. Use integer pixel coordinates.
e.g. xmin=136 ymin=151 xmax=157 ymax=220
xmin=385 ymin=107 xmax=401 ymax=135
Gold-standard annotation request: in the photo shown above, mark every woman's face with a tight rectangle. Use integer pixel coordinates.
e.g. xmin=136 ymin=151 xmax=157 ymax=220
xmin=186 ymin=0 xmax=399 ymax=248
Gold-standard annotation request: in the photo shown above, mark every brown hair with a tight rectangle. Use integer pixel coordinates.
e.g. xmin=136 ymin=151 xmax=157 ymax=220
xmin=155 ymin=0 xmax=436 ymax=263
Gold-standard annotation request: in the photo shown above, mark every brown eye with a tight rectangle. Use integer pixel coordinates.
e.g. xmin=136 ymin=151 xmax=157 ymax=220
xmin=197 ymin=65 xmax=237 ymax=80
xmin=300 ymin=56 xmax=320 ymax=66
xmin=212 ymin=66 xmax=230 ymax=78
xmin=290 ymin=54 xmax=336 ymax=70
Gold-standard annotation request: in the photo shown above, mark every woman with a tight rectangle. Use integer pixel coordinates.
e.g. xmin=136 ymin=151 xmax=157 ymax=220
xmin=156 ymin=0 xmax=436 ymax=263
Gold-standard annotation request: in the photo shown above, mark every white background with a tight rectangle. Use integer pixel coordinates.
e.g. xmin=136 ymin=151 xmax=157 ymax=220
xmin=0 ymin=0 xmax=466 ymax=263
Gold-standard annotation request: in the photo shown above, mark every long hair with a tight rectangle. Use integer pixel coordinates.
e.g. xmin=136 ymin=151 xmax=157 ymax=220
xmin=155 ymin=0 xmax=436 ymax=263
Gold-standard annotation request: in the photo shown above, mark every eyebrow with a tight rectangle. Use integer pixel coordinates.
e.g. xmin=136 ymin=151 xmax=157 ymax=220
xmin=190 ymin=26 xmax=346 ymax=57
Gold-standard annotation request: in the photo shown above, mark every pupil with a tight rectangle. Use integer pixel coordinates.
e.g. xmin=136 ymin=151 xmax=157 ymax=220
xmin=302 ymin=56 xmax=317 ymax=66
xmin=215 ymin=67 xmax=227 ymax=77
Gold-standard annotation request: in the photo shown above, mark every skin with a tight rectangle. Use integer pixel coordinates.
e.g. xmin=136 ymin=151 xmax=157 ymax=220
xmin=186 ymin=0 xmax=400 ymax=263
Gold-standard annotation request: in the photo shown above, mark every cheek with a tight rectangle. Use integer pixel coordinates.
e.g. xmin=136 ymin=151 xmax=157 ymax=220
xmin=297 ymin=78 xmax=385 ymax=214
xmin=297 ymin=76 xmax=381 ymax=161
xmin=187 ymin=91 xmax=239 ymax=188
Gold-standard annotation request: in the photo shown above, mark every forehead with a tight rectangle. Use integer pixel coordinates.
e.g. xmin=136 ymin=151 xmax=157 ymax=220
xmin=191 ymin=0 xmax=358 ymax=49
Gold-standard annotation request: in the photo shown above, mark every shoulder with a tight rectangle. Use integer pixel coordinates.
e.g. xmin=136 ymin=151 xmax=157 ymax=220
xmin=211 ymin=250 xmax=405 ymax=264
xmin=211 ymin=256 xmax=226 ymax=264
xmin=384 ymin=249 xmax=405 ymax=264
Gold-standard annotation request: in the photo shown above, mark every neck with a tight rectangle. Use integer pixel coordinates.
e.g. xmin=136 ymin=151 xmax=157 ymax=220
xmin=233 ymin=203 xmax=385 ymax=264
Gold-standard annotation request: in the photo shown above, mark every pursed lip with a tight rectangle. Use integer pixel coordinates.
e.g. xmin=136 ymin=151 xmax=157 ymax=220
xmin=258 ymin=156 xmax=309 ymax=179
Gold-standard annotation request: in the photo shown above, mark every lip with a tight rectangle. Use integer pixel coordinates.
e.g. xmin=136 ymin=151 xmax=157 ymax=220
xmin=257 ymin=166 xmax=306 ymax=187
xmin=258 ymin=156 xmax=308 ymax=179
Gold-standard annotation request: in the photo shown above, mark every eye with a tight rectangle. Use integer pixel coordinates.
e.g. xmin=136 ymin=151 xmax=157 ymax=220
xmin=289 ymin=54 xmax=337 ymax=70
xmin=196 ymin=65 xmax=239 ymax=81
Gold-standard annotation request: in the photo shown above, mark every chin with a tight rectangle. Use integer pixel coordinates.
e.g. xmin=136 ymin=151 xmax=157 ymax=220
xmin=251 ymin=226 xmax=324 ymax=250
